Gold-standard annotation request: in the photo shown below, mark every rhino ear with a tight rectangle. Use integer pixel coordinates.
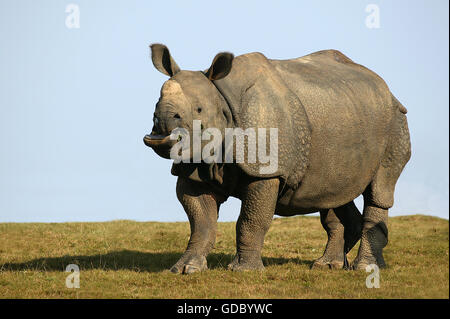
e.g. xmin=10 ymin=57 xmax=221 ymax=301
xmin=150 ymin=44 xmax=181 ymax=77
xmin=205 ymin=52 xmax=234 ymax=81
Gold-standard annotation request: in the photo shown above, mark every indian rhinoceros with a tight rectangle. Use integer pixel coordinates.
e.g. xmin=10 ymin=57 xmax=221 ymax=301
xmin=143 ymin=44 xmax=411 ymax=273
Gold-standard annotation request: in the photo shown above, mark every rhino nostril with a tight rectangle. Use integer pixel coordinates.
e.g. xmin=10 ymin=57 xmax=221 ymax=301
xmin=174 ymin=113 xmax=181 ymax=119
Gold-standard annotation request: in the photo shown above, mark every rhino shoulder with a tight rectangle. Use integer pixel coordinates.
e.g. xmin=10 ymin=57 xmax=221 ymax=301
xmin=306 ymin=49 xmax=356 ymax=64
xmin=232 ymin=51 xmax=272 ymax=74
xmin=236 ymin=51 xmax=268 ymax=61
xmin=276 ymin=49 xmax=355 ymax=66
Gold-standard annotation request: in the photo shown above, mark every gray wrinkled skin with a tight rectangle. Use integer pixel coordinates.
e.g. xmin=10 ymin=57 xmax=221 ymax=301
xmin=144 ymin=44 xmax=411 ymax=273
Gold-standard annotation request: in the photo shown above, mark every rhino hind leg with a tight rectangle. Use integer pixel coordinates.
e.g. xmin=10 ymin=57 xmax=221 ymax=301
xmin=352 ymin=166 xmax=399 ymax=270
xmin=312 ymin=201 xmax=362 ymax=270
xmin=352 ymin=203 xmax=388 ymax=270
xmin=312 ymin=209 xmax=345 ymax=269
xmin=171 ymin=177 xmax=221 ymax=274
xmin=352 ymin=112 xmax=411 ymax=270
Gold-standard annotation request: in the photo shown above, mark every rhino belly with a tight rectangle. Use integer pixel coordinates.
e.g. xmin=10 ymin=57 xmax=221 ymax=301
xmin=276 ymin=130 xmax=388 ymax=215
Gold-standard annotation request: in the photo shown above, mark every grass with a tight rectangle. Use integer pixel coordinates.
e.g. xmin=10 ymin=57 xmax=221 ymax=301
xmin=0 ymin=215 xmax=448 ymax=299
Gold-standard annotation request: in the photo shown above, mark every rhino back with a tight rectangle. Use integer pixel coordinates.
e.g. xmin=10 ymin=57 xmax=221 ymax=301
xmin=271 ymin=50 xmax=396 ymax=211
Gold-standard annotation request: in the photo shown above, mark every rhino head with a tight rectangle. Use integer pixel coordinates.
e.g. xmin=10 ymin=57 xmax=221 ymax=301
xmin=143 ymin=44 xmax=234 ymax=160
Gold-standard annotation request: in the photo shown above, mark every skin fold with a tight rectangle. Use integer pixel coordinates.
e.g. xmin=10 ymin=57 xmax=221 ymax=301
xmin=144 ymin=44 xmax=411 ymax=273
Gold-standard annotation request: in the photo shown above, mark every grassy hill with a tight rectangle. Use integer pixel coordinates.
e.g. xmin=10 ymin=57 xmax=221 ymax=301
xmin=0 ymin=215 xmax=448 ymax=298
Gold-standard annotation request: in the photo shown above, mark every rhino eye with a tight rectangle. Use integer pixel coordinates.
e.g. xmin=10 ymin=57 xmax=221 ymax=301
xmin=197 ymin=107 xmax=202 ymax=113
xmin=173 ymin=113 xmax=181 ymax=119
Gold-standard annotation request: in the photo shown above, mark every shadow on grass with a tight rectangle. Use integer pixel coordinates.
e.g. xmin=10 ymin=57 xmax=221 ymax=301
xmin=0 ymin=250 xmax=312 ymax=273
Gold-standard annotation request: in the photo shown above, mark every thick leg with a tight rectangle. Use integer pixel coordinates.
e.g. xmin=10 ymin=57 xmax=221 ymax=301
xmin=312 ymin=209 xmax=345 ymax=269
xmin=228 ymin=178 xmax=279 ymax=271
xmin=352 ymin=203 xmax=388 ymax=269
xmin=353 ymin=111 xmax=410 ymax=270
xmin=312 ymin=201 xmax=362 ymax=269
xmin=338 ymin=201 xmax=364 ymax=256
xmin=171 ymin=177 xmax=222 ymax=274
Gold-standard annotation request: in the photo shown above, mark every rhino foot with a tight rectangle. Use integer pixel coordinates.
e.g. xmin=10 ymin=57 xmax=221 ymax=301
xmin=352 ymin=216 xmax=388 ymax=270
xmin=170 ymin=254 xmax=208 ymax=274
xmin=311 ymin=246 xmax=349 ymax=270
xmin=351 ymin=255 xmax=386 ymax=270
xmin=227 ymin=253 xmax=265 ymax=272
xmin=311 ymin=259 xmax=344 ymax=270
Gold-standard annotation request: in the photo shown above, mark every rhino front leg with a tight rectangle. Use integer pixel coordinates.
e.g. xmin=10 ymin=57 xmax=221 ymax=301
xmin=228 ymin=178 xmax=279 ymax=271
xmin=172 ymin=177 xmax=222 ymax=274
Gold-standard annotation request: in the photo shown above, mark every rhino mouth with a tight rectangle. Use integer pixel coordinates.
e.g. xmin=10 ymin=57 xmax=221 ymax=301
xmin=143 ymin=132 xmax=176 ymax=159
xmin=143 ymin=133 xmax=172 ymax=147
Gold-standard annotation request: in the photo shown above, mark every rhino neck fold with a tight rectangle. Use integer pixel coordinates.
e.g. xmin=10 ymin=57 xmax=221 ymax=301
xmin=211 ymin=52 xmax=312 ymax=188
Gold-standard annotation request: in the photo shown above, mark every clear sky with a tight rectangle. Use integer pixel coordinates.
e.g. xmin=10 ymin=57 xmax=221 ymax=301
xmin=0 ymin=0 xmax=448 ymax=222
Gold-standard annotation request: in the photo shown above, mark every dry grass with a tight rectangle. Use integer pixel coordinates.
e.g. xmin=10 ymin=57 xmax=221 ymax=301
xmin=0 ymin=215 xmax=448 ymax=298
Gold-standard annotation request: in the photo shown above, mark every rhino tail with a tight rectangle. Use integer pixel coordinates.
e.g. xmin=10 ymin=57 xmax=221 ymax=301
xmin=392 ymin=94 xmax=408 ymax=114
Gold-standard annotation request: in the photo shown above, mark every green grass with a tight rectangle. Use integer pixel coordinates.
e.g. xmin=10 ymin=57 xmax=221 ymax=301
xmin=0 ymin=215 xmax=448 ymax=298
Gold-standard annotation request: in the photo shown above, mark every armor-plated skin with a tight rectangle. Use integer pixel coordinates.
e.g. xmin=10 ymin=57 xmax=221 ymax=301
xmin=144 ymin=44 xmax=411 ymax=273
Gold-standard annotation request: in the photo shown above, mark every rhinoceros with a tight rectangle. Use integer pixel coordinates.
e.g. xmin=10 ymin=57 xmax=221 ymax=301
xmin=143 ymin=44 xmax=411 ymax=273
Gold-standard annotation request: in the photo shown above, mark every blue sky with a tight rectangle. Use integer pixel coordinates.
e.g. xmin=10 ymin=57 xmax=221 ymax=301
xmin=0 ymin=0 xmax=448 ymax=222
